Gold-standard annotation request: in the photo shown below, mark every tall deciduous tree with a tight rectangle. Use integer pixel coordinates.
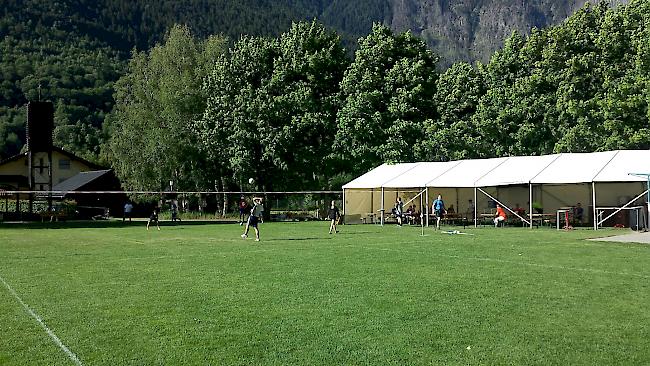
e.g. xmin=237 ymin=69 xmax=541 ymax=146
xmin=105 ymin=24 xmax=227 ymax=191
xmin=334 ymin=23 xmax=439 ymax=175
xmin=423 ymin=61 xmax=486 ymax=161
xmin=198 ymin=20 xmax=349 ymax=191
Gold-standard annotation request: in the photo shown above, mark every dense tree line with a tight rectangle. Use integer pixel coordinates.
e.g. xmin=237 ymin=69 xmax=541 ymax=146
xmin=107 ymin=0 xmax=650 ymax=195
xmin=0 ymin=0 xmax=383 ymax=161
xmin=2 ymin=0 xmax=630 ymax=163
xmin=2 ymin=0 xmax=649 ymax=193
xmin=0 ymin=0 xmax=124 ymax=161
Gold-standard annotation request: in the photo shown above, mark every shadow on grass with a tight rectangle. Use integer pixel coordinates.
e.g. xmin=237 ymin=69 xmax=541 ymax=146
xmin=0 ymin=220 xmax=237 ymax=230
xmin=265 ymin=237 xmax=333 ymax=242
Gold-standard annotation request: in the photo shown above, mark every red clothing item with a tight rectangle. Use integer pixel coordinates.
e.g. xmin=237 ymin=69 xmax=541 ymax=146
xmin=496 ymin=207 xmax=507 ymax=218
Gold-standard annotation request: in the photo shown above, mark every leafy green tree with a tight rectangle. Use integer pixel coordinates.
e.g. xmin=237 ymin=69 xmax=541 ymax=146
xmin=471 ymin=31 xmax=531 ymax=156
xmin=334 ymin=23 xmax=439 ymax=175
xmin=422 ymin=61 xmax=486 ymax=161
xmin=0 ymin=107 xmax=26 ymax=159
xmin=470 ymin=1 xmax=650 ymax=156
xmin=197 ymin=35 xmax=280 ymax=192
xmin=0 ymin=8 xmax=124 ymax=160
xmin=198 ymin=20 xmax=349 ymax=191
xmin=595 ymin=0 xmax=650 ymax=150
xmin=549 ymin=3 xmax=610 ymax=153
xmin=106 ymin=25 xmax=227 ymax=191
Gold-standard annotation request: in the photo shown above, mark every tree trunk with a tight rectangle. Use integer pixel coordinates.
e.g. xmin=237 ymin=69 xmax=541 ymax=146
xmin=221 ymin=176 xmax=228 ymax=217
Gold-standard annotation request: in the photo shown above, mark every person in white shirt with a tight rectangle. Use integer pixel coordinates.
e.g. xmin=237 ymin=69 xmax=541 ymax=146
xmin=123 ymin=202 xmax=133 ymax=222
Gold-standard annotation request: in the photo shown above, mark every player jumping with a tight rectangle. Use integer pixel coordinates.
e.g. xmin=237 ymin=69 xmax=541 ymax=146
xmin=241 ymin=197 xmax=263 ymax=241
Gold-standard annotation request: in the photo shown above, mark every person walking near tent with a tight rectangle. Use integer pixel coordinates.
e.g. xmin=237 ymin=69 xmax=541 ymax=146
xmin=494 ymin=203 xmax=507 ymax=227
xmin=432 ymin=194 xmax=446 ymax=229
xmin=241 ymin=197 xmax=263 ymax=241
xmin=395 ymin=197 xmax=404 ymax=226
xmin=327 ymin=200 xmax=340 ymax=234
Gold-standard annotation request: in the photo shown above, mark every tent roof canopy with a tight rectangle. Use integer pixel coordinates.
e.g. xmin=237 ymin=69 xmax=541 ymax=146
xmin=343 ymin=163 xmax=420 ymax=189
xmin=342 ymin=150 xmax=650 ymax=189
xmin=530 ymin=151 xmax=618 ymax=184
xmin=432 ymin=157 xmax=508 ymax=187
xmin=381 ymin=161 xmax=459 ymax=188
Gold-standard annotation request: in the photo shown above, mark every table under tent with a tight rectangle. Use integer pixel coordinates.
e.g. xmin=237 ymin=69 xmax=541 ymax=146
xmin=342 ymin=150 xmax=650 ymax=230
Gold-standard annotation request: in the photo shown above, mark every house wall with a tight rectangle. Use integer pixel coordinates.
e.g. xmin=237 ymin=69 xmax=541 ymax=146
xmin=0 ymin=156 xmax=27 ymax=177
xmin=0 ymin=151 xmax=94 ymax=190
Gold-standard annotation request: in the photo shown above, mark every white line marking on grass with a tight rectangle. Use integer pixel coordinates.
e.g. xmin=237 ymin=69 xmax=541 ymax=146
xmin=357 ymin=246 xmax=650 ymax=279
xmin=0 ymin=274 xmax=83 ymax=366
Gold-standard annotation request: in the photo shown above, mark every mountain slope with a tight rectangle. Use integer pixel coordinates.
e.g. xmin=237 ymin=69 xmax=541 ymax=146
xmin=388 ymin=0 xmax=628 ymax=64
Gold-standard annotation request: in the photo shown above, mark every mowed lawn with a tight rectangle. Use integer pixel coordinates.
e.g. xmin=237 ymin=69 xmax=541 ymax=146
xmin=1 ymin=221 xmax=649 ymax=365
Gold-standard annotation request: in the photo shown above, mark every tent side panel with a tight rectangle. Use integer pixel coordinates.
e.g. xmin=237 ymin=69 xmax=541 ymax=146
xmin=344 ymin=188 xmax=373 ymax=224
xmin=537 ymin=184 xmax=591 ymax=224
xmin=593 ymin=182 xmax=647 ymax=227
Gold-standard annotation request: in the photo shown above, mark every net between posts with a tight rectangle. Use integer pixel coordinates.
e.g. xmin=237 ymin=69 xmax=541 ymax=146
xmin=0 ymin=190 xmax=342 ymax=223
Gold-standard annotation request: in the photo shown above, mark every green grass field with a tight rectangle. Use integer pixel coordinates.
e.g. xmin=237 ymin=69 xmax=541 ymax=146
xmin=1 ymin=221 xmax=649 ymax=365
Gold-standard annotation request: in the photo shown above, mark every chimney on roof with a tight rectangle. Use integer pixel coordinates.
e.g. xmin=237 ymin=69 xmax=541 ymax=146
xmin=26 ymin=101 xmax=54 ymax=153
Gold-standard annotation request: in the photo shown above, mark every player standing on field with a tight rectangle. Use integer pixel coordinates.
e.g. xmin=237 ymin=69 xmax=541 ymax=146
xmin=241 ymin=197 xmax=263 ymax=241
xmin=432 ymin=194 xmax=446 ymax=230
xmin=147 ymin=205 xmax=161 ymax=231
xmin=327 ymin=200 xmax=340 ymax=234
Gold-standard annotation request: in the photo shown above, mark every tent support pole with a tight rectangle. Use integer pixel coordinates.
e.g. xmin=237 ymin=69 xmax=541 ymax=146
xmin=425 ymin=188 xmax=429 ymax=227
xmin=342 ymin=189 xmax=346 ymax=224
xmin=529 ymin=183 xmax=533 ymax=229
xmin=592 ymin=182 xmax=597 ymax=230
xmin=420 ymin=190 xmax=424 ymax=236
xmin=473 ymin=187 xmax=477 ymax=228
xmin=380 ymin=187 xmax=384 ymax=226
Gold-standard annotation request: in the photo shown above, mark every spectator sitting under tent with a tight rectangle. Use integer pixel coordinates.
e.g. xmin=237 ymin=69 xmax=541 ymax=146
xmin=514 ymin=203 xmax=526 ymax=216
xmin=574 ymin=203 xmax=584 ymax=224
xmin=494 ymin=204 xmax=507 ymax=227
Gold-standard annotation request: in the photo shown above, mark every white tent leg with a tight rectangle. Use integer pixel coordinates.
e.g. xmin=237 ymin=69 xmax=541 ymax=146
xmin=529 ymin=183 xmax=533 ymax=229
xmin=425 ymin=188 xmax=429 ymax=227
xmin=342 ymin=189 xmax=346 ymax=224
xmin=592 ymin=182 xmax=597 ymax=231
xmin=647 ymin=177 xmax=650 ymax=231
xmin=420 ymin=191 xmax=424 ymax=236
xmin=473 ymin=187 xmax=477 ymax=228
xmin=380 ymin=187 xmax=384 ymax=226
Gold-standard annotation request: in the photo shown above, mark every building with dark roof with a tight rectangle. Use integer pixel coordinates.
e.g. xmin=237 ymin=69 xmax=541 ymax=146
xmin=0 ymin=102 xmax=123 ymax=220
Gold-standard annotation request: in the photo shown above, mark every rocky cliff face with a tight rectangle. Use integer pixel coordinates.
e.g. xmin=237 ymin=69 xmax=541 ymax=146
xmin=387 ymin=0 xmax=627 ymax=65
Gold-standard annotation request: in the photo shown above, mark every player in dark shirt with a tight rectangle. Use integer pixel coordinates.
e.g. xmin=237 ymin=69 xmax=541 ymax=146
xmin=241 ymin=197 xmax=263 ymax=241
xmin=147 ymin=205 xmax=161 ymax=231
xmin=327 ymin=200 xmax=340 ymax=234
xmin=238 ymin=195 xmax=249 ymax=225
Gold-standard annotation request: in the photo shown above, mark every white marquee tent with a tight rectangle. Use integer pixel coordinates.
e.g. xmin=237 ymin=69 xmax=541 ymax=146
xmin=342 ymin=150 xmax=650 ymax=229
